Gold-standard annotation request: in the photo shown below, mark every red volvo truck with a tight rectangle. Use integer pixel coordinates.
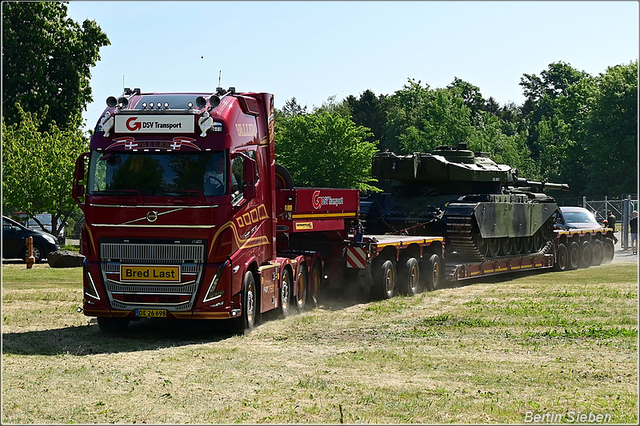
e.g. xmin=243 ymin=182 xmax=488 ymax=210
xmin=73 ymin=88 xmax=444 ymax=333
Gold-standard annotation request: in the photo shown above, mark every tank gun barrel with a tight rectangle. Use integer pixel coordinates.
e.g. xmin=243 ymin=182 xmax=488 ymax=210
xmin=514 ymin=178 xmax=569 ymax=191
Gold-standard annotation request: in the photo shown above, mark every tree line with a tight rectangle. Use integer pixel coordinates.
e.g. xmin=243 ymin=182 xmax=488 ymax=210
xmin=275 ymin=61 xmax=638 ymax=201
xmin=2 ymin=2 xmax=637 ymax=239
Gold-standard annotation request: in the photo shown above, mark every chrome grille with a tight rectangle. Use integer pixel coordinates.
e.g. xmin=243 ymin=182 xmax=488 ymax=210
xmin=101 ymin=243 xmax=204 ymax=263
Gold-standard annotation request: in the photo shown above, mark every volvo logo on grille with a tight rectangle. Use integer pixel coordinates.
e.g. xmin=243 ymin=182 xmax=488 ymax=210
xmin=146 ymin=211 xmax=159 ymax=223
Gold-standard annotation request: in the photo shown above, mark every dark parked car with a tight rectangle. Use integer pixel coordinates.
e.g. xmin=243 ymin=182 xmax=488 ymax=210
xmin=555 ymin=207 xmax=606 ymax=230
xmin=2 ymin=216 xmax=60 ymax=262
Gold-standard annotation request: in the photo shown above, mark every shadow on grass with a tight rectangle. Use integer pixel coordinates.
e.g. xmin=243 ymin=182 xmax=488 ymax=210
xmin=2 ymin=318 xmax=237 ymax=356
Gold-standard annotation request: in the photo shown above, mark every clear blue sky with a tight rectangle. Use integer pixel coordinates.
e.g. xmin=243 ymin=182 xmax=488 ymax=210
xmin=66 ymin=1 xmax=639 ymax=132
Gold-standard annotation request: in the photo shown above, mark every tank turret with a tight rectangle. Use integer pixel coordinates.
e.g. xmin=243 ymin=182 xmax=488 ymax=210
xmin=362 ymin=143 xmax=569 ymax=262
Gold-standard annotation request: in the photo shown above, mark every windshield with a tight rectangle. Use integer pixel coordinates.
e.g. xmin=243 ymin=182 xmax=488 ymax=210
xmin=87 ymin=151 xmax=229 ymax=197
xmin=562 ymin=210 xmax=598 ymax=224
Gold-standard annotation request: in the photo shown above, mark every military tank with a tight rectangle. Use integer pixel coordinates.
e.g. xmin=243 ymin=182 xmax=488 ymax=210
xmin=361 ymin=142 xmax=569 ymax=262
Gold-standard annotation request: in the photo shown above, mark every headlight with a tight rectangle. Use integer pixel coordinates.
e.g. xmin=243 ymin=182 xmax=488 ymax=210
xmin=42 ymin=234 xmax=57 ymax=245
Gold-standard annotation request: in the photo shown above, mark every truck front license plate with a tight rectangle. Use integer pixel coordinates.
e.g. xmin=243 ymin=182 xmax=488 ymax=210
xmin=135 ymin=309 xmax=167 ymax=318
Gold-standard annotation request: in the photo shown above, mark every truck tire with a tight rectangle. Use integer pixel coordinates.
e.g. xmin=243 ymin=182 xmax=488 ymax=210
xmin=424 ymin=254 xmax=443 ymax=291
xmin=554 ymin=243 xmax=568 ymax=271
xmin=567 ymin=242 xmax=580 ymax=270
xmin=97 ymin=317 xmax=129 ymax=333
xmin=398 ymin=257 xmax=420 ymax=296
xmin=279 ymin=268 xmax=293 ymax=318
xmin=373 ymin=259 xmax=396 ymax=300
xmin=579 ymin=241 xmax=592 ymax=268
xmin=602 ymin=238 xmax=614 ymax=263
xmin=307 ymin=259 xmax=322 ymax=309
xmin=231 ymin=271 xmax=258 ymax=335
xmin=591 ymin=239 xmax=604 ymax=266
xmin=275 ymin=164 xmax=294 ymax=189
xmin=294 ymin=263 xmax=308 ymax=313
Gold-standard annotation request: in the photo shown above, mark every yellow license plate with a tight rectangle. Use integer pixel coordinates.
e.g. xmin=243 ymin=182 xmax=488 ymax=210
xmin=135 ymin=309 xmax=167 ymax=318
xmin=121 ymin=265 xmax=180 ymax=282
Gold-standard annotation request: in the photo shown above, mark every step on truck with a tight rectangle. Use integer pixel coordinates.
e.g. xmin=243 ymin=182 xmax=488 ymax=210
xmin=72 ymin=88 xmax=445 ymax=333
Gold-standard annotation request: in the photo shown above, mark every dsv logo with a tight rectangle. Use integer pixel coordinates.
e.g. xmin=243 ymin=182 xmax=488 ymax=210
xmin=126 ymin=117 xmax=142 ymax=131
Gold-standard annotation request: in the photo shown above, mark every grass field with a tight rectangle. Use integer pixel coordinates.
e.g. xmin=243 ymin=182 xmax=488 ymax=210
xmin=2 ymin=262 xmax=637 ymax=424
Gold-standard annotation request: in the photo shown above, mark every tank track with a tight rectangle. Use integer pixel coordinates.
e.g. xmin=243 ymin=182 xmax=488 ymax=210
xmin=446 ymin=215 xmax=554 ymax=262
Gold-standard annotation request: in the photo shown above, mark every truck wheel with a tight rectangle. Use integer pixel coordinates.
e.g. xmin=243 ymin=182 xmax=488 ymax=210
xmin=294 ymin=263 xmax=308 ymax=313
xmin=279 ymin=268 xmax=292 ymax=317
xmin=306 ymin=259 xmax=322 ymax=309
xmin=579 ymin=241 xmax=592 ymax=268
xmin=567 ymin=242 xmax=580 ymax=270
xmin=554 ymin=243 xmax=568 ymax=271
xmin=424 ymin=254 xmax=443 ymax=291
xmin=231 ymin=271 xmax=258 ymax=334
xmin=602 ymin=238 xmax=614 ymax=263
xmin=591 ymin=240 xmax=604 ymax=266
xmin=373 ymin=259 xmax=396 ymax=300
xmin=399 ymin=257 xmax=420 ymax=296
xmin=97 ymin=317 xmax=129 ymax=332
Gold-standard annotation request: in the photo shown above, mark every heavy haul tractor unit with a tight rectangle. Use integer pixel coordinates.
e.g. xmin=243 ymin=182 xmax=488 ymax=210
xmin=361 ymin=144 xmax=570 ymax=265
xmin=72 ymin=88 xmax=444 ymax=333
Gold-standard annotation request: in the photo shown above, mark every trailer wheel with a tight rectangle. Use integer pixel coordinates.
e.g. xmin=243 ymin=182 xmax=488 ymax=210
xmin=554 ymin=243 xmax=568 ymax=271
xmin=279 ymin=268 xmax=293 ymax=317
xmin=373 ymin=259 xmax=396 ymax=300
xmin=399 ymin=257 xmax=420 ymax=296
xmin=591 ymin=239 xmax=604 ymax=266
xmin=294 ymin=263 xmax=308 ymax=313
xmin=567 ymin=242 xmax=580 ymax=270
xmin=602 ymin=238 xmax=614 ymax=263
xmin=307 ymin=259 xmax=322 ymax=309
xmin=97 ymin=317 xmax=129 ymax=333
xmin=231 ymin=271 xmax=258 ymax=334
xmin=579 ymin=241 xmax=593 ymax=268
xmin=424 ymin=254 xmax=443 ymax=291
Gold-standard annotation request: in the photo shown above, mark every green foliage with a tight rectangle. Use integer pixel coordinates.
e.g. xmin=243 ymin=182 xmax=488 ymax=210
xmin=2 ymin=1 xmax=110 ymax=130
xmin=275 ymin=109 xmax=379 ymax=191
xmin=2 ymin=105 xmax=88 ymax=238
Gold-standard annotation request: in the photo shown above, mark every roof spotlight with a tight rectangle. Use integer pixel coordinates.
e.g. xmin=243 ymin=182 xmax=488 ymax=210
xmin=164 ymin=102 xmax=170 ymax=109
xmin=117 ymin=96 xmax=129 ymax=108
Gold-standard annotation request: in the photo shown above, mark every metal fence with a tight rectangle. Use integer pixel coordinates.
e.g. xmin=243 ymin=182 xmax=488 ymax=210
xmin=582 ymin=196 xmax=638 ymax=250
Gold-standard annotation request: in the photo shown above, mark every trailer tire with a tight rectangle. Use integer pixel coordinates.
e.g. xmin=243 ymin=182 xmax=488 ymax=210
xmin=279 ymin=268 xmax=293 ymax=318
xmin=567 ymin=242 xmax=580 ymax=270
xmin=294 ymin=263 xmax=308 ymax=313
xmin=399 ymin=257 xmax=420 ymax=296
xmin=591 ymin=239 xmax=604 ymax=266
xmin=97 ymin=317 xmax=129 ymax=333
xmin=579 ymin=241 xmax=592 ymax=268
xmin=373 ymin=259 xmax=396 ymax=300
xmin=307 ymin=259 xmax=322 ymax=309
xmin=554 ymin=243 xmax=568 ymax=271
xmin=424 ymin=254 xmax=443 ymax=291
xmin=602 ymin=238 xmax=614 ymax=263
xmin=231 ymin=271 xmax=258 ymax=335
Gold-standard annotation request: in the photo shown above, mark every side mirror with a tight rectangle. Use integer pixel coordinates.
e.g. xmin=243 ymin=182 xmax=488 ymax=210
xmin=243 ymin=157 xmax=258 ymax=200
xmin=73 ymin=152 xmax=89 ymax=209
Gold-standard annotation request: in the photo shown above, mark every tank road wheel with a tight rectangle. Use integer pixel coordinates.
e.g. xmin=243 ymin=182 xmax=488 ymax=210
xmin=279 ymin=268 xmax=293 ymax=318
xmin=488 ymin=238 xmax=501 ymax=259
xmin=231 ymin=271 xmax=258 ymax=335
xmin=373 ymin=259 xmax=396 ymax=300
xmin=523 ymin=236 xmax=534 ymax=254
xmin=602 ymin=238 xmax=615 ymax=263
xmin=424 ymin=254 xmax=443 ymax=292
xmin=97 ymin=317 xmax=129 ymax=333
xmin=514 ymin=238 xmax=526 ymax=255
xmin=294 ymin=263 xmax=308 ymax=313
xmin=307 ymin=259 xmax=322 ymax=309
xmin=399 ymin=257 xmax=420 ymax=296
xmin=579 ymin=241 xmax=593 ymax=269
xmin=475 ymin=235 xmax=489 ymax=258
xmin=554 ymin=243 xmax=568 ymax=271
xmin=532 ymin=230 xmax=544 ymax=253
xmin=591 ymin=240 xmax=604 ymax=266
xmin=567 ymin=242 xmax=580 ymax=270
xmin=500 ymin=238 xmax=515 ymax=256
